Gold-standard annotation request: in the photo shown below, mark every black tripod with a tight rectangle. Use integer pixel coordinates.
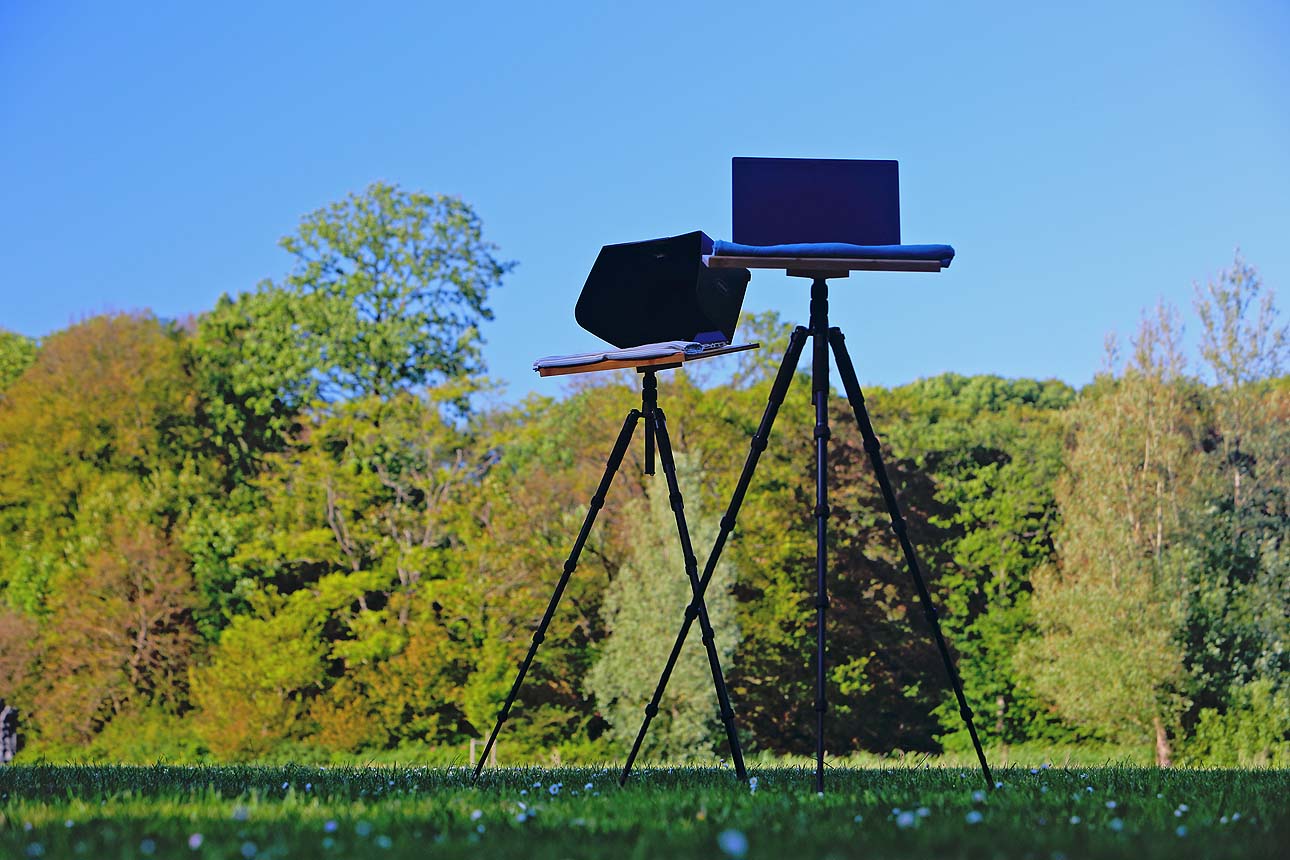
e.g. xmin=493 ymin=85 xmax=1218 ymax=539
xmin=472 ymin=369 xmax=748 ymax=784
xmin=623 ymin=275 xmax=995 ymax=793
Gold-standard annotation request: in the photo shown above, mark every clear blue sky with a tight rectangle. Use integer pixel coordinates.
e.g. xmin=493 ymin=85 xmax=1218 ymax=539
xmin=2 ymin=1 xmax=1287 ymax=399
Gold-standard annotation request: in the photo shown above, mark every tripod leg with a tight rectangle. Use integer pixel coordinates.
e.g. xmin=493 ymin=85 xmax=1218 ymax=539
xmin=472 ymin=408 xmax=642 ymax=782
xmin=619 ymin=327 xmax=809 ymax=785
xmin=810 ymin=280 xmax=830 ymax=794
xmin=828 ymin=328 xmax=995 ymax=791
xmin=619 ymin=407 xmax=748 ymax=784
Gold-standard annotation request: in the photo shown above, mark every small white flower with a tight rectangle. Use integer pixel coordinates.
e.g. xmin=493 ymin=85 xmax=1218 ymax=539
xmin=1040 ymin=786 xmax=1049 ymax=794
xmin=139 ymin=839 xmax=156 ymax=856
xmin=1220 ymin=816 xmax=1229 ymax=824
xmin=240 ymin=841 xmax=258 ymax=859
xmin=585 ymin=782 xmax=594 ymax=790
xmin=1176 ymin=826 xmax=1188 ymax=837
xmin=187 ymin=833 xmax=204 ymax=850
xmin=853 ymin=814 xmax=863 ymax=823
xmin=470 ymin=810 xmax=483 ymax=821
xmin=476 ymin=824 xmax=485 ymax=834
xmin=356 ymin=821 xmax=373 ymax=837
xmin=1231 ymin=812 xmax=1241 ymax=821
xmin=1177 ymin=803 xmax=1189 ymax=813
xmin=232 ymin=806 xmax=249 ymax=821
xmin=717 ymin=829 xmax=748 ymax=858
xmin=282 ymin=782 xmax=289 ymax=790
xmin=1029 ymin=768 xmax=1039 ymax=775
xmin=916 ymin=807 xmax=930 ymax=818
xmin=994 ymin=781 xmax=1004 ymax=789
xmin=1109 ymin=818 xmax=1124 ymax=832
xmin=1105 ymin=800 xmax=1117 ymax=810
xmin=972 ymin=790 xmax=986 ymax=803
xmin=965 ymin=811 xmax=983 ymax=824
xmin=1086 ymin=786 xmax=1094 ymax=793
xmin=63 ymin=821 xmax=73 ymax=829
xmin=895 ymin=811 xmax=917 ymax=829
xmin=1069 ymin=816 xmax=1081 ymax=825
xmin=549 ymin=784 xmax=561 ymax=796
xmin=324 ymin=820 xmax=338 ymax=833
xmin=748 ymin=776 xmax=759 ymax=794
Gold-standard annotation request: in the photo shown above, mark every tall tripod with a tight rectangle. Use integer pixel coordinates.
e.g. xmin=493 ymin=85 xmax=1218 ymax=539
xmin=623 ymin=275 xmax=995 ymax=792
xmin=472 ymin=369 xmax=747 ymax=784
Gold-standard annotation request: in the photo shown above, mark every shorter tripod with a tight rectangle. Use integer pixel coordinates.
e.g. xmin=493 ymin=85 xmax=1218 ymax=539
xmin=472 ymin=369 xmax=747 ymax=783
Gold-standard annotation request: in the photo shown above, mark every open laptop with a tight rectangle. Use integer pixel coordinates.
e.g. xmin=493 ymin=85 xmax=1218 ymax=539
xmin=732 ymin=157 xmax=901 ymax=246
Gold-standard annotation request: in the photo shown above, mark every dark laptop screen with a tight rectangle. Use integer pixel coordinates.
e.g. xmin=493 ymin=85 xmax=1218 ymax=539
xmin=732 ymin=157 xmax=901 ymax=246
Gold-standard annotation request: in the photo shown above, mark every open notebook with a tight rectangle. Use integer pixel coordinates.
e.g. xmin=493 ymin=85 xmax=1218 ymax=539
xmin=534 ymin=338 xmax=742 ymax=372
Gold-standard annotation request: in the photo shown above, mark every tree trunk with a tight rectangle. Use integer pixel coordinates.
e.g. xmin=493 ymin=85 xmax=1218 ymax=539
xmin=1154 ymin=715 xmax=1172 ymax=767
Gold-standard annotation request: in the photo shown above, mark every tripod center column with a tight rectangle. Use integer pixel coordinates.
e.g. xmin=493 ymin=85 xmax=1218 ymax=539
xmin=809 ymin=277 xmax=831 ymax=793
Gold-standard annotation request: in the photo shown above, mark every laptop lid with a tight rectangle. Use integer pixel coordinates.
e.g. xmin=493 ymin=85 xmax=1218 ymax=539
xmin=732 ymin=157 xmax=901 ymax=246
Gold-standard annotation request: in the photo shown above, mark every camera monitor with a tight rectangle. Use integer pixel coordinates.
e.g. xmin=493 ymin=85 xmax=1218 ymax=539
xmin=575 ymin=231 xmax=750 ymax=349
xmin=732 ymin=157 xmax=901 ymax=246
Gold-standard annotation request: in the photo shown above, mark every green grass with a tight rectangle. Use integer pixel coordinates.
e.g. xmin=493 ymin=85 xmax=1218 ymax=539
xmin=2 ymin=764 xmax=1286 ymax=859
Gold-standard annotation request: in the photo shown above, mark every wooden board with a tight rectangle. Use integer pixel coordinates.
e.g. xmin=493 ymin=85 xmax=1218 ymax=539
xmin=536 ymin=342 xmax=759 ymax=378
xmin=704 ymin=255 xmax=943 ymax=274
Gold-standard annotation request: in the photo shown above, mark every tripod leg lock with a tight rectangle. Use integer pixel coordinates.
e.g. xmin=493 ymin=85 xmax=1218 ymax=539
xmin=814 ymin=424 xmax=831 ymax=441
xmin=960 ymin=705 xmax=974 ymax=722
xmin=750 ymin=435 xmax=769 ymax=453
xmin=669 ymin=492 xmax=684 ymax=512
xmin=813 ymin=504 xmax=831 ymax=518
xmin=589 ymin=494 xmax=607 ymax=512
xmin=644 ymin=703 xmax=658 ymax=719
xmin=562 ymin=559 xmax=578 ymax=575
xmin=720 ymin=514 xmax=737 ymax=532
xmin=532 ymin=631 xmax=545 ymax=644
xmin=685 ymin=603 xmax=700 ymax=621
xmin=924 ymin=605 xmax=939 ymax=623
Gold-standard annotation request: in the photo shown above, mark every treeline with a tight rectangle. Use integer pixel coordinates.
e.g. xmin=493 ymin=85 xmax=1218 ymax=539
xmin=0 ymin=185 xmax=1286 ymax=767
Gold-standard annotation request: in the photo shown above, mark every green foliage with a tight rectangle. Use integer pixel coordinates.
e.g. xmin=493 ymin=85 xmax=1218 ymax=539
xmin=0 ymin=329 xmax=37 ymax=393
xmin=587 ymin=452 xmax=739 ymax=759
xmin=277 ymin=182 xmax=513 ymax=400
xmin=1184 ymin=678 xmax=1290 ymax=767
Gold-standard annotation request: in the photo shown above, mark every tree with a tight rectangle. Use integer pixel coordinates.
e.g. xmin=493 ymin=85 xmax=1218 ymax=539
xmin=1020 ymin=305 xmax=1199 ymax=764
xmin=1181 ymin=254 xmax=1288 ymax=749
xmin=277 ymin=182 xmax=513 ymax=400
xmin=34 ymin=516 xmax=197 ymax=745
xmin=0 ymin=314 xmax=199 ymax=613
xmin=0 ymin=329 xmax=37 ymax=393
xmin=587 ymin=452 xmax=739 ymax=759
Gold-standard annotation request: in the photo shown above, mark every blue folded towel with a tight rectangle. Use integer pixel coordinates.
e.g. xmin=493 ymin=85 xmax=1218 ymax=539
xmin=713 ymin=240 xmax=955 ymax=267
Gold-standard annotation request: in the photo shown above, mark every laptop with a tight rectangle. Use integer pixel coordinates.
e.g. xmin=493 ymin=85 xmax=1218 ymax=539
xmin=732 ymin=157 xmax=901 ymax=246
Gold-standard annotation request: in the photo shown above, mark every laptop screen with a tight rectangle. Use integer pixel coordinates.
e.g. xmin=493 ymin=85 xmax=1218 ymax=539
xmin=732 ymin=157 xmax=901 ymax=246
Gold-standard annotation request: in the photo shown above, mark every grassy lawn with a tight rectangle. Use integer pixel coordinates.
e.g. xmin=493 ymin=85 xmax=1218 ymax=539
xmin=1 ymin=764 xmax=1286 ymax=859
